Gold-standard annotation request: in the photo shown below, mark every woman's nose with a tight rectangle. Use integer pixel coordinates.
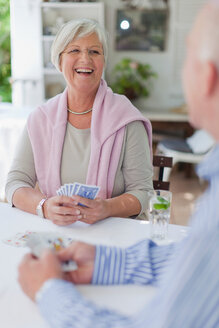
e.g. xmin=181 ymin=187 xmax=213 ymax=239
xmin=80 ymin=49 xmax=90 ymax=60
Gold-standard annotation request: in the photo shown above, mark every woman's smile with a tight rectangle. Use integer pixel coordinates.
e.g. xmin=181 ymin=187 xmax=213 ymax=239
xmin=75 ymin=68 xmax=94 ymax=74
xmin=74 ymin=67 xmax=95 ymax=77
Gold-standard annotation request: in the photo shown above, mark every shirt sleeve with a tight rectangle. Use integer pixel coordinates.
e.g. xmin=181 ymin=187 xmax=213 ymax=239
xmin=92 ymin=239 xmax=176 ymax=286
xmin=5 ymin=124 xmax=37 ymax=204
xmin=37 ymin=231 xmax=219 ymax=328
xmin=122 ymin=121 xmax=154 ymax=216
xmin=37 ymin=279 xmax=136 ymax=328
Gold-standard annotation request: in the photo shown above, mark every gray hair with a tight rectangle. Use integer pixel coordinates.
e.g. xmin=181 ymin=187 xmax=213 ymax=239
xmin=51 ymin=18 xmax=108 ymax=72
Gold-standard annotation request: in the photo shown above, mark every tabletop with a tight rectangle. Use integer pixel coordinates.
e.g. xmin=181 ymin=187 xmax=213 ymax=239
xmin=0 ymin=202 xmax=188 ymax=328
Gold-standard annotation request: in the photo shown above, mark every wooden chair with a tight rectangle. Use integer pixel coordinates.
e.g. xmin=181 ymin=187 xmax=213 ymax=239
xmin=153 ymin=155 xmax=173 ymax=191
xmin=156 ymin=130 xmax=214 ymax=180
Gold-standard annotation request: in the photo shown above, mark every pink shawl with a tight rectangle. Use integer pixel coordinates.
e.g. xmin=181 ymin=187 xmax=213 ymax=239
xmin=27 ymin=79 xmax=152 ymax=199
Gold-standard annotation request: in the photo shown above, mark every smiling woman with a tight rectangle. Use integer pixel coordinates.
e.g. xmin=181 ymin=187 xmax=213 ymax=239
xmin=5 ymin=18 xmax=154 ymax=226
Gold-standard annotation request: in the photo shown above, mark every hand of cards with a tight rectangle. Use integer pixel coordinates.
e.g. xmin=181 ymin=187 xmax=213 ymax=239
xmin=2 ymin=231 xmax=77 ymax=272
xmin=56 ymin=182 xmax=100 ymax=206
xmin=26 ymin=232 xmax=77 ymax=272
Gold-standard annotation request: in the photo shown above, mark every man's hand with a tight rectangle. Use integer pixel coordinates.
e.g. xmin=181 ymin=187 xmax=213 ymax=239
xmin=58 ymin=241 xmax=96 ymax=284
xmin=18 ymin=250 xmax=63 ymax=301
xmin=18 ymin=242 xmax=96 ymax=301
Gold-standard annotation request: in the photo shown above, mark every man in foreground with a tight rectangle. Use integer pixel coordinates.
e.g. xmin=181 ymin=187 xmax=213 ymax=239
xmin=18 ymin=1 xmax=219 ymax=327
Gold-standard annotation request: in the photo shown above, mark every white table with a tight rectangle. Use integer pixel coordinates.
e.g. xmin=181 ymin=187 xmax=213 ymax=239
xmin=0 ymin=203 xmax=188 ymax=328
xmin=0 ymin=103 xmax=32 ymax=200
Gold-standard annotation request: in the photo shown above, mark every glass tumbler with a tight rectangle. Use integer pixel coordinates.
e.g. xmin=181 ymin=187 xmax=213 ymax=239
xmin=149 ymin=190 xmax=172 ymax=240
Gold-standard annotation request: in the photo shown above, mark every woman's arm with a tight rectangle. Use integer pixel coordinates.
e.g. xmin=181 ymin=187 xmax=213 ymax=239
xmin=5 ymin=126 xmax=83 ymax=225
xmin=74 ymin=121 xmax=153 ymax=222
xmin=5 ymin=124 xmax=41 ymax=212
xmin=115 ymin=120 xmax=154 ymax=216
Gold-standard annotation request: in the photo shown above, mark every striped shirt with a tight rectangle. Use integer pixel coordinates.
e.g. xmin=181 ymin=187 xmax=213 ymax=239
xmin=37 ymin=145 xmax=219 ymax=328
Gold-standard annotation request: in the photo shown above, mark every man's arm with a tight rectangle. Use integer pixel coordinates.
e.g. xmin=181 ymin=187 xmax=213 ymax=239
xmin=93 ymin=239 xmax=176 ymax=286
xmin=37 ymin=232 xmax=219 ymax=328
xmin=37 ymin=279 xmax=135 ymax=328
xmin=57 ymin=239 xmax=177 ymax=287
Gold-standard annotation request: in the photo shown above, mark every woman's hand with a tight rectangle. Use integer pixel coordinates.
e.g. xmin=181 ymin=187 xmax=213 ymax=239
xmin=18 ymin=250 xmax=63 ymax=301
xmin=58 ymin=241 xmax=96 ymax=284
xmin=70 ymin=196 xmax=110 ymax=224
xmin=43 ymin=195 xmax=83 ymax=225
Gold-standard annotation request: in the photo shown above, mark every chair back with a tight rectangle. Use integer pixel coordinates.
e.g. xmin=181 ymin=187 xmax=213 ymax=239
xmin=153 ymin=155 xmax=173 ymax=190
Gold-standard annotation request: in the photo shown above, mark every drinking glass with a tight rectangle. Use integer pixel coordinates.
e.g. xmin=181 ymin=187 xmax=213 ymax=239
xmin=149 ymin=190 xmax=172 ymax=240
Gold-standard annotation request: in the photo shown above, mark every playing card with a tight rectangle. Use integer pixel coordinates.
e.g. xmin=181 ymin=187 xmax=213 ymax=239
xmin=2 ymin=231 xmax=37 ymax=247
xmin=75 ymin=184 xmax=100 ymax=200
xmin=56 ymin=186 xmax=64 ymax=195
xmin=62 ymin=260 xmax=78 ymax=272
xmin=56 ymin=182 xmax=100 ymax=204
xmin=64 ymin=184 xmax=70 ymax=196
xmin=73 ymin=182 xmax=80 ymax=195
xmin=26 ymin=232 xmax=77 ymax=272
xmin=56 ymin=189 xmax=62 ymax=196
xmin=60 ymin=185 xmax=66 ymax=195
xmin=26 ymin=232 xmax=72 ymax=255
xmin=69 ymin=183 xmax=75 ymax=196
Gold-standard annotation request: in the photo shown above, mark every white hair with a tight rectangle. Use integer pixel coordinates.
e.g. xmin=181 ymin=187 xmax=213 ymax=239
xmin=51 ymin=18 xmax=108 ymax=72
xmin=199 ymin=1 xmax=219 ymax=69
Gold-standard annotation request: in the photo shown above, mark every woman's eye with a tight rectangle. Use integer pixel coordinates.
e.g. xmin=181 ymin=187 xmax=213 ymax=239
xmin=89 ymin=50 xmax=100 ymax=55
xmin=69 ymin=49 xmax=80 ymax=54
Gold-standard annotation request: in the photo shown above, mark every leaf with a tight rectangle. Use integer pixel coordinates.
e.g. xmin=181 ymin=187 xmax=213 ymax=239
xmin=0 ymin=0 xmax=11 ymax=102
xmin=157 ymin=196 xmax=168 ymax=204
xmin=153 ymin=202 xmax=170 ymax=210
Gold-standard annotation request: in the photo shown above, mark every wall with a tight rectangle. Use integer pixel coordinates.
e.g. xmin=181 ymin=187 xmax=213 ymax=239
xmin=102 ymin=0 xmax=206 ymax=111
xmin=10 ymin=0 xmax=206 ymax=109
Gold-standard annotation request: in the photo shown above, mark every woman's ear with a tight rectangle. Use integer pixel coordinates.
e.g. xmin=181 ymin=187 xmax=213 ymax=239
xmin=59 ymin=54 xmax=63 ymax=72
xmin=203 ymin=61 xmax=218 ymax=96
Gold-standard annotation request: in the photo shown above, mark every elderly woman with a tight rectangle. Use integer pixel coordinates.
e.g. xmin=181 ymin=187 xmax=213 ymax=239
xmin=5 ymin=19 xmax=153 ymax=225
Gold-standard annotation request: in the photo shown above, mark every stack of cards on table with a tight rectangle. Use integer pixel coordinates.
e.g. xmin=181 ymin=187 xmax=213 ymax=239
xmin=3 ymin=231 xmax=77 ymax=272
xmin=3 ymin=231 xmax=37 ymax=247
xmin=56 ymin=182 xmax=100 ymax=206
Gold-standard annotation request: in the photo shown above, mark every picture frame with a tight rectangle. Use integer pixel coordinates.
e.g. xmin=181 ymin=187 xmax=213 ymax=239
xmin=116 ymin=8 xmax=169 ymax=52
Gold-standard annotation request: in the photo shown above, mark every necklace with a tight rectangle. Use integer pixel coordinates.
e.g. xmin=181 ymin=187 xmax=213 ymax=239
xmin=67 ymin=108 xmax=93 ymax=115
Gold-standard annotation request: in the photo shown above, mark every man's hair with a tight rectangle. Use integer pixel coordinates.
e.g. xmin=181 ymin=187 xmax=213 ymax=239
xmin=51 ymin=18 xmax=108 ymax=72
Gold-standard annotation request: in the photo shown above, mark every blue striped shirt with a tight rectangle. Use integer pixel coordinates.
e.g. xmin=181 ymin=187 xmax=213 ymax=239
xmin=37 ymin=145 xmax=219 ymax=328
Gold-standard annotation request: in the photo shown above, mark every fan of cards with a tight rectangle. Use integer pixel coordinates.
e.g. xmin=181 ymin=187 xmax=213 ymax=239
xmin=3 ymin=231 xmax=77 ymax=272
xmin=56 ymin=182 xmax=100 ymax=206
xmin=26 ymin=232 xmax=77 ymax=272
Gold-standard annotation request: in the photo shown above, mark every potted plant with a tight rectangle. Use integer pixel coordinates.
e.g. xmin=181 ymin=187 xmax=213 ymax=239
xmin=110 ymin=58 xmax=157 ymax=100
xmin=0 ymin=0 xmax=11 ymax=102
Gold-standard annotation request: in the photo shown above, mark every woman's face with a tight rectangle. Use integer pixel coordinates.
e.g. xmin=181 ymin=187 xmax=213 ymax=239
xmin=60 ymin=32 xmax=105 ymax=95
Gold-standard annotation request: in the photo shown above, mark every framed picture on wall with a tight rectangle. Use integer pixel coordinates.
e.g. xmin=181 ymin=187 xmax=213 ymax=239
xmin=116 ymin=8 xmax=169 ymax=51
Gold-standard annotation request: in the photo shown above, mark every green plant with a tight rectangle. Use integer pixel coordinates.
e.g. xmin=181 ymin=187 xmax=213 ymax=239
xmin=0 ymin=0 xmax=11 ymax=102
xmin=110 ymin=58 xmax=157 ymax=100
